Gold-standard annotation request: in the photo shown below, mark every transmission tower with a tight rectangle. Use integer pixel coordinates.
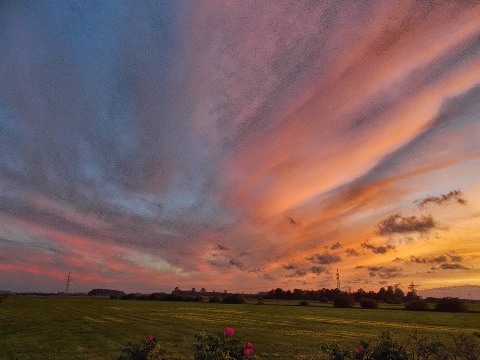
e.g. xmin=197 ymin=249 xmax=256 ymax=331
xmin=336 ymin=268 xmax=341 ymax=290
xmin=65 ymin=272 xmax=71 ymax=294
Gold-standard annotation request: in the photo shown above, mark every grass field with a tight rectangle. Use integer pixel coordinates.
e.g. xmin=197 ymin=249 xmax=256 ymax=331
xmin=1 ymin=296 xmax=479 ymax=359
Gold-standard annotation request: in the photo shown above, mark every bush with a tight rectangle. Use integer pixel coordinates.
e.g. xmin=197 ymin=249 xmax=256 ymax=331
xmin=299 ymin=300 xmax=310 ymax=306
xmin=193 ymin=327 xmax=258 ymax=359
xmin=221 ymin=294 xmax=245 ymax=304
xmin=116 ymin=335 xmax=167 ymax=360
xmin=359 ymin=298 xmax=379 ymax=309
xmin=333 ymin=292 xmax=354 ymax=308
xmin=209 ymin=296 xmax=221 ymax=303
xmin=434 ymin=297 xmax=468 ymax=312
xmin=318 ymin=297 xmax=329 ymax=303
xmin=321 ymin=330 xmax=408 ymax=360
xmin=405 ymin=299 xmax=429 ymax=311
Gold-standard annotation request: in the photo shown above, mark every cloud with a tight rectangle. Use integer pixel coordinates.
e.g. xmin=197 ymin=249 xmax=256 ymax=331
xmin=345 ymin=248 xmax=360 ymax=257
xmin=282 ymin=264 xmax=297 ymax=270
xmin=376 ymin=213 xmax=437 ymax=236
xmin=417 ymin=189 xmax=466 ymax=208
xmin=438 ymin=263 xmax=468 ymax=270
xmin=330 ymin=242 xmax=343 ymax=250
xmin=287 ymin=269 xmax=308 ymax=278
xmin=228 ymin=258 xmax=246 ymax=271
xmin=361 ymin=241 xmax=396 ymax=254
xmin=307 ymin=253 xmax=341 ymax=265
xmin=2 ymin=1 xmax=480 ymax=293
xmin=310 ymin=266 xmax=329 ymax=275
xmin=285 ymin=216 xmax=299 ymax=225
xmin=410 ymin=254 xmax=463 ymax=264
xmin=367 ymin=266 xmax=402 ymax=279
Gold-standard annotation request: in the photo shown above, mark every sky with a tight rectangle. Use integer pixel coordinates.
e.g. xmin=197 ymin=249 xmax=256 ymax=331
xmin=0 ymin=1 xmax=479 ymax=298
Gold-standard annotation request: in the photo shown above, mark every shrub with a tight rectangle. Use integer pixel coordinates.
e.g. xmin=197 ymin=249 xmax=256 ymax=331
xmin=434 ymin=297 xmax=468 ymax=312
xmin=318 ymin=297 xmax=329 ymax=303
xmin=209 ymin=296 xmax=221 ymax=303
xmin=359 ymin=298 xmax=379 ymax=309
xmin=405 ymin=299 xmax=429 ymax=311
xmin=333 ymin=292 xmax=354 ymax=308
xmin=116 ymin=335 xmax=167 ymax=360
xmin=221 ymin=294 xmax=245 ymax=304
xmin=193 ymin=327 xmax=258 ymax=359
xmin=299 ymin=300 xmax=310 ymax=306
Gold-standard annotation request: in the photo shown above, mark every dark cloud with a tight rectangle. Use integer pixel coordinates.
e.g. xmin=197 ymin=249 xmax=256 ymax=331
xmin=261 ymin=273 xmax=275 ymax=281
xmin=376 ymin=213 xmax=436 ymax=236
xmin=330 ymin=242 xmax=343 ymax=250
xmin=345 ymin=248 xmax=360 ymax=257
xmin=438 ymin=263 xmax=468 ymax=270
xmin=417 ymin=189 xmax=466 ymax=208
xmin=310 ymin=266 xmax=328 ymax=275
xmin=229 ymin=258 xmax=246 ymax=271
xmin=215 ymin=244 xmax=229 ymax=251
xmin=361 ymin=241 xmax=395 ymax=254
xmin=367 ymin=266 xmax=402 ymax=279
xmin=392 ymin=257 xmax=404 ymax=263
xmin=307 ymin=252 xmax=341 ymax=264
xmin=287 ymin=269 xmax=308 ymax=278
xmin=409 ymin=254 xmax=463 ymax=264
xmin=282 ymin=264 xmax=297 ymax=270
xmin=449 ymin=254 xmax=463 ymax=262
xmin=284 ymin=216 xmax=299 ymax=225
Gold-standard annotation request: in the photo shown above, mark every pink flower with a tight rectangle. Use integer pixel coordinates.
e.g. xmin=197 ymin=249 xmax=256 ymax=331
xmin=146 ymin=335 xmax=155 ymax=343
xmin=244 ymin=348 xmax=254 ymax=356
xmin=224 ymin=327 xmax=235 ymax=336
xmin=354 ymin=347 xmax=362 ymax=353
xmin=246 ymin=342 xmax=254 ymax=350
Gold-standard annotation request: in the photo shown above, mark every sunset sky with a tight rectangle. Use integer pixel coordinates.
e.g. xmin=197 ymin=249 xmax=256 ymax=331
xmin=1 ymin=1 xmax=479 ymax=298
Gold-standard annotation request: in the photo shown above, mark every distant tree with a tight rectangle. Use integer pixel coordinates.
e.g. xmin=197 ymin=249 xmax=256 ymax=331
xmin=353 ymin=288 xmax=367 ymax=302
xmin=394 ymin=287 xmax=405 ymax=303
xmin=405 ymin=299 xmax=429 ymax=311
xmin=299 ymin=300 xmax=310 ymax=306
xmin=435 ymin=297 xmax=468 ymax=312
xmin=359 ymin=298 xmax=379 ymax=309
xmin=333 ymin=292 xmax=355 ymax=308
xmin=405 ymin=291 xmax=419 ymax=303
xmin=222 ymin=294 xmax=245 ymax=304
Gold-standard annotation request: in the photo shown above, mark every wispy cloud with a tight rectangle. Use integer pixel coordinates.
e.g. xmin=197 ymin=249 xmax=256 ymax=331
xmin=307 ymin=253 xmax=341 ymax=265
xmin=1 ymin=1 xmax=479 ymax=293
xmin=416 ymin=190 xmax=466 ymax=208
xmin=376 ymin=213 xmax=437 ymax=236
xmin=361 ymin=241 xmax=396 ymax=254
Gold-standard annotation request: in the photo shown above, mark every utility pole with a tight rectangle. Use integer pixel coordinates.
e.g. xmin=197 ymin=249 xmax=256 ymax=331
xmin=65 ymin=272 xmax=71 ymax=294
xmin=336 ymin=268 xmax=341 ymax=290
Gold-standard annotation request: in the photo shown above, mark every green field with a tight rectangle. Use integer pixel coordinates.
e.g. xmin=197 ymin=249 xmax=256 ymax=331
xmin=1 ymin=296 xmax=479 ymax=359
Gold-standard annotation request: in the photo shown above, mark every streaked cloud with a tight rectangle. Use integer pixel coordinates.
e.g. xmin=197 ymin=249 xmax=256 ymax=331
xmin=361 ymin=241 xmax=396 ymax=254
xmin=307 ymin=253 xmax=341 ymax=265
xmin=417 ymin=190 xmax=466 ymax=208
xmin=376 ymin=213 xmax=437 ymax=236
xmin=0 ymin=1 xmax=479 ymax=295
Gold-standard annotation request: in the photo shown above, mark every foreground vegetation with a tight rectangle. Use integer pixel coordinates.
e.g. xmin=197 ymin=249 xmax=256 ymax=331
xmin=0 ymin=296 xmax=479 ymax=359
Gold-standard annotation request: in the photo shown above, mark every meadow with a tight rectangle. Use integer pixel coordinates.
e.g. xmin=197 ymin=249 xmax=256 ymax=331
xmin=0 ymin=296 xmax=479 ymax=359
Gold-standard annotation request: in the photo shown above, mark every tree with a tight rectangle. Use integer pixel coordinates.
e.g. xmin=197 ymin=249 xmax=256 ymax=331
xmin=435 ymin=297 xmax=468 ymax=312
xmin=333 ymin=292 xmax=355 ymax=308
